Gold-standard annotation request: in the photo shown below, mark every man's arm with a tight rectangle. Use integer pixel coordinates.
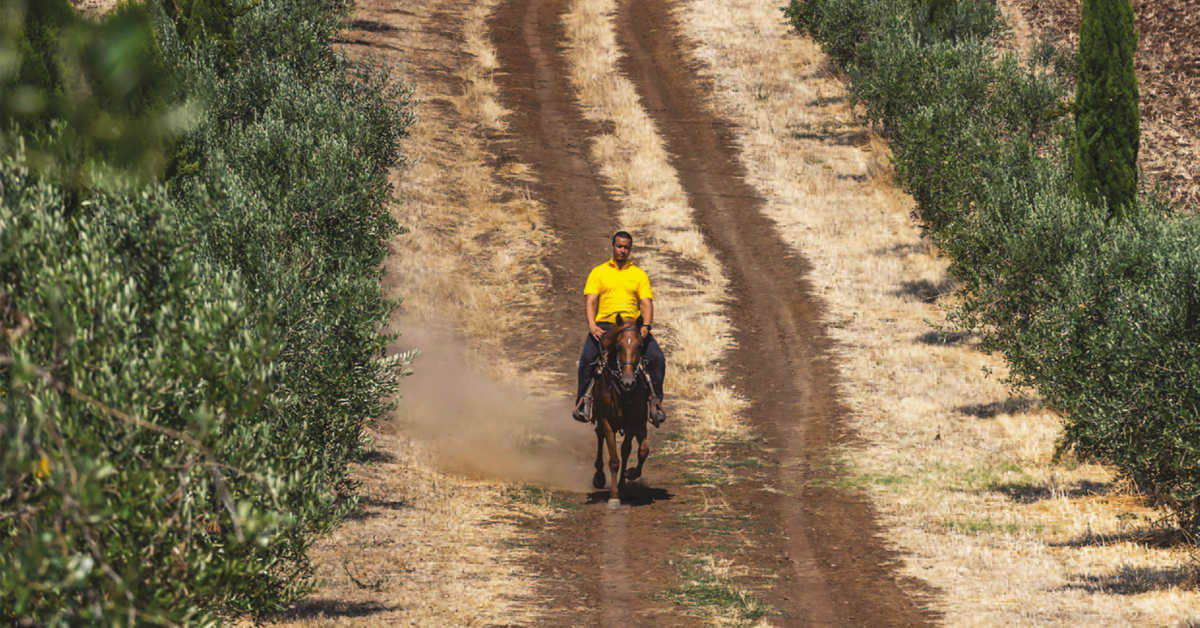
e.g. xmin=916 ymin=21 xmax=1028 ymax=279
xmin=639 ymin=297 xmax=653 ymax=339
xmin=586 ymin=293 xmax=602 ymax=340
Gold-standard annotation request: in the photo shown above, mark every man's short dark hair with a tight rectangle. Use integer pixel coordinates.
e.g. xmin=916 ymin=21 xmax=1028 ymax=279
xmin=613 ymin=231 xmax=633 ymax=245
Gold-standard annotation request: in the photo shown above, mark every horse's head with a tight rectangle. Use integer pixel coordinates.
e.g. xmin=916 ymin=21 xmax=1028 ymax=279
xmin=603 ymin=314 xmax=645 ymax=391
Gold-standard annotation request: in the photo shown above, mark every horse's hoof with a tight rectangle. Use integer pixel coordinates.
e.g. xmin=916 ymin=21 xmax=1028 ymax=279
xmin=592 ymin=472 xmax=607 ymax=490
xmin=624 ymin=469 xmax=641 ymax=481
xmin=607 ymin=499 xmax=621 ymax=510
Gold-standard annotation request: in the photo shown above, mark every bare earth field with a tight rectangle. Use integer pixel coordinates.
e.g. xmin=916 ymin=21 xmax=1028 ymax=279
xmin=60 ymin=0 xmax=1200 ymax=625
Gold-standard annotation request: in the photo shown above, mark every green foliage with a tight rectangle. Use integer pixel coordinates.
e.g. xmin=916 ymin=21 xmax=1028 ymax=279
xmin=784 ymin=0 xmax=1001 ymax=76
xmin=1 ymin=149 xmax=298 ymax=625
xmin=166 ymin=1 xmax=417 ymax=519
xmin=921 ymin=0 xmax=957 ymax=27
xmin=801 ymin=0 xmax=1065 ymax=236
xmin=3 ymin=0 xmax=74 ymax=119
xmin=785 ymin=0 xmax=1200 ymax=532
xmin=0 ymin=0 xmax=176 ymax=187
xmin=2 ymin=0 xmax=416 ymax=622
xmin=89 ymin=2 xmax=172 ymax=119
xmin=953 ymin=177 xmax=1200 ymax=529
xmin=1074 ymin=0 xmax=1140 ymax=219
xmin=916 ymin=0 xmax=1001 ymax=43
xmin=235 ymin=0 xmax=350 ymax=79
xmin=161 ymin=0 xmax=256 ymax=68
xmin=783 ymin=0 xmax=902 ymax=71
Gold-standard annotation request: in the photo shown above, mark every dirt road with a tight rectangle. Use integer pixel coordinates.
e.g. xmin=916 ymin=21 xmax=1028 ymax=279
xmin=488 ymin=0 xmax=934 ymax=625
xmin=300 ymin=0 xmax=1200 ymax=624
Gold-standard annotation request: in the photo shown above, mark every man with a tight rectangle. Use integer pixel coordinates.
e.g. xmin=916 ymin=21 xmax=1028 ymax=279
xmin=573 ymin=231 xmax=667 ymax=426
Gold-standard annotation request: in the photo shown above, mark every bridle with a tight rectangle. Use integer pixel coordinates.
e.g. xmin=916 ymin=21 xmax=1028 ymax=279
xmin=602 ymin=325 xmax=647 ymax=387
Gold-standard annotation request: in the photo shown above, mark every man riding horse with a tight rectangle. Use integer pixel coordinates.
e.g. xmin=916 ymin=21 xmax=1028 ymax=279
xmin=573 ymin=231 xmax=667 ymax=426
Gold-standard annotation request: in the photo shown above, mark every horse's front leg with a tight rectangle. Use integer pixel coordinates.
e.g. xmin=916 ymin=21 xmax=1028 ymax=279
xmin=600 ymin=419 xmax=621 ymax=508
xmin=625 ymin=422 xmax=650 ymax=481
xmin=593 ymin=425 xmax=607 ymax=489
xmin=618 ymin=431 xmax=634 ymax=491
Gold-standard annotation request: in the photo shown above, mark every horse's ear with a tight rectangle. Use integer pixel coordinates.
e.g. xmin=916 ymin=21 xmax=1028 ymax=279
xmin=615 ymin=313 xmax=624 ymax=326
xmin=635 ymin=314 xmax=644 ymax=328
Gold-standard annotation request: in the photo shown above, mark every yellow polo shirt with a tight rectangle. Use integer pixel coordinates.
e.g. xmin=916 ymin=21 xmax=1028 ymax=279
xmin=584 ymin=260 xmax=653 ymax=324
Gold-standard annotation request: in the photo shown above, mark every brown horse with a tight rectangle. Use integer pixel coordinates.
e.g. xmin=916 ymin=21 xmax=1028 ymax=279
xmin=591 ymin=313 xmax=652 ymax=509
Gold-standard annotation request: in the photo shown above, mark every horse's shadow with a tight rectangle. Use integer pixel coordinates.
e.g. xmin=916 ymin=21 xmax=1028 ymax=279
xmin=585 ymin=482 xmax=672 ymax=507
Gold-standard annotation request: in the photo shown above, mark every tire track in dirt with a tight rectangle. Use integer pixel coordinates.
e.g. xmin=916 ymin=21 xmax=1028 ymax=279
xmin=491 ymin=0 xmax=936 ymax=625
xmin=489 ymin=2 xmax=699 ymax=626
xmin=613 ymin=2 xmax=933 ymax=625
xmin=486 ymin=3 xmax=640 ymax=623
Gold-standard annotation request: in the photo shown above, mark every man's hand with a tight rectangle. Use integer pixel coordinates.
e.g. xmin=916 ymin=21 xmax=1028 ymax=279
xmin=590 ymin=324 xmax=604 ymax=341
xmin=640 ymin=325 xmax=649 ymax=340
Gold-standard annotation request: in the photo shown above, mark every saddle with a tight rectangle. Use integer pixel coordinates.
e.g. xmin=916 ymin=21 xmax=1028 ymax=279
xmin=579 ymin=350 xmax=662 ymax=426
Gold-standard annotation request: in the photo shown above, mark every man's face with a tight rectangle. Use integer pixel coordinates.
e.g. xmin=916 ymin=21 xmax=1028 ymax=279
xmin=612 ymin=236 xmax=632 ymax=264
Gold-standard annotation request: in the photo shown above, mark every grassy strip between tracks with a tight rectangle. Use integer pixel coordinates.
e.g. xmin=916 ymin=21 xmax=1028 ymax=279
xmin=659 ymin=435 xmax=775 ymax=628
xmin=562 ymin=1 xmax=781 ymax=623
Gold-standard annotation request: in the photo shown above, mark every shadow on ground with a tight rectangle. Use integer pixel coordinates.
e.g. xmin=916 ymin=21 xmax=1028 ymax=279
xmin=989 ymin=479 xmax=1110 ymax=503
xmin=1059 ymin=563 xmax=1198 ymax=595
xmin=894 ymin=278 xmax=958 ymax=303
xmin=788 ymin=129 xmax=862 ymax=146
xmin=1053 ymin=524 xmax=1194 ymax=550
xmin=277 ymin=600 xmax=403 ymax=620
xmin=360 ymin=449 xmax=398 ymax=464
xmin=343 ymin=496 xmax=411 ymax=521
xmin=914 ymin=329 xmax=972 ymax=346
xmin=958 ymin=397 xmax=1040 ymax=419
xmin=348 ymin=19 xmax=402 ymax=32
xmin=586 ymin=482 xmax=672 ymax=507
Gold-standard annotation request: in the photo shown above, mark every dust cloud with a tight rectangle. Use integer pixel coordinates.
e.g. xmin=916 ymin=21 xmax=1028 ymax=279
xmin=389 ymin=325 xmax=593 ymax=490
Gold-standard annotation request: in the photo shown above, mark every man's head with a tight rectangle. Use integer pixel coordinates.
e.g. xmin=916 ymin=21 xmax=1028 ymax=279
xmin=611 ymin=231 xmax=633 ymax=266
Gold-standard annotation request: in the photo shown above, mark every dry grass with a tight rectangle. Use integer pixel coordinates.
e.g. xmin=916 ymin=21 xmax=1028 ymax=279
xmin=562 ymin=0 xmax=750 ymax=451
xmin=381 ymin=0 xmax=557 ymax=376
xmin=271 ymin=429 xmax=549 ymax=627
xmin=676 ymin=0 xmax=1200 ymax=625
xmin=266 ymin=1 xmax=568 ymax=625
xmin=69 ymin=0 xmax=117 ymax=18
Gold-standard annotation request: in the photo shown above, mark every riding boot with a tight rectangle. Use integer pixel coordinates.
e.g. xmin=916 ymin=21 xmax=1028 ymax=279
xmin=573 ymin=380 xmax=595 ymax=423
xmin=649 ymin=397 xmax=666 ymax=427
xmin=641 ymin=368 xmax=666 ymax=427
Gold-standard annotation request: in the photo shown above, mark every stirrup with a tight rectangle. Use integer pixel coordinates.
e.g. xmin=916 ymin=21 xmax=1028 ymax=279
xmin=640 ymin=370 xmax=666 ymax=427
xmin=573 ymin=380 xmax=596 ymax=423
xmin=649 ymin=397 xmax=666 ymax=428
xmin=573 ymin=395 xmax=593 ymax=423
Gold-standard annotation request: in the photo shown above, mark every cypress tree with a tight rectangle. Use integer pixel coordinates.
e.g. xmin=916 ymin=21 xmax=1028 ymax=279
xmin=1074 ymin=0 xmax=1140 ymax=220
